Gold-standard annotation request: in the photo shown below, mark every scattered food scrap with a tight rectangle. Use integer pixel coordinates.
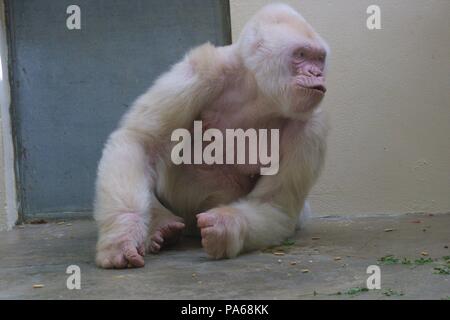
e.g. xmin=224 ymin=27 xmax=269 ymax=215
xmin=434 ymin=266 xmax=450 ymax=275
xmin=401 ymin=258 xmax=412 ymax=265
xmin=380 ymin=255 xmax=435 ymax=266
xmin=421 ymin=251 xmax=429 ymax=256
xmin=346 ymin=287 xmax=369 ymax=295
xmin=379 ymin=255 xmax=399 ymax=265
xmin=334 ymin=287 xmax=369 ymax=296
xmin=414 ymin=257 xmax=433 ymax=265
xmin=382 ymin=288 xmax=404 ymax=297
xmin=281 ymin=239 xmax=296 ymax=246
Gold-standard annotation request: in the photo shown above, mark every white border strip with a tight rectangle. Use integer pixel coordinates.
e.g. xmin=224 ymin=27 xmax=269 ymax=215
xmin=0 ymin=0 xmax=17 ymax=230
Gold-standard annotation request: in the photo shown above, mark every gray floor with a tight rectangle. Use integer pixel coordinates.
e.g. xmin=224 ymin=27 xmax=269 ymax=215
xmin=1 ymin=213 xmax=449 ymax=299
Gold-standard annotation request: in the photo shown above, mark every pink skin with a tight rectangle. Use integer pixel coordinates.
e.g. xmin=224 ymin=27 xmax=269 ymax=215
xmin=98 ymin=239 xmax=145 ymax=269
xmin=196 ymin=207 xmax=247 ymax=259
xmin=116 ymin=240 xmax=145 ymax=268
xmin=98 ymin=213 xmax=185 ymax=268
xmin=97 ymin=213 xmax=147 ymax=269
xmin=148 ymin=220 xmax=185 ymax=253
xmin=292 ymin=45 xmax=327 ymax=93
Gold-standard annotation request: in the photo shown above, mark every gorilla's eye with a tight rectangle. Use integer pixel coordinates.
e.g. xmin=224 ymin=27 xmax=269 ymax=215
xmin=294 ymin=49 xmax=306 ymax=59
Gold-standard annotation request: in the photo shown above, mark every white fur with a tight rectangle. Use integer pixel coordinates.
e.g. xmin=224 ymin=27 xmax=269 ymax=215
xmin=94 ymin=4 xmax=329 ymax=267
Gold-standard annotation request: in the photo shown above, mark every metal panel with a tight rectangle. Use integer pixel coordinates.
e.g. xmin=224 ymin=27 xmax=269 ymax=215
xmin=6 ymin=0 xmax=231 ymax=219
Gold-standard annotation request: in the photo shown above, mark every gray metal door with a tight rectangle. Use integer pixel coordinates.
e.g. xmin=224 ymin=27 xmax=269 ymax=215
xmin=6 ymin=0 xmax=231 ymax=220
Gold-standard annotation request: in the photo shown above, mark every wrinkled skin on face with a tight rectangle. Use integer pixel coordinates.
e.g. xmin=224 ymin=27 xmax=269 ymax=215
xmin=291 ymin=44 xmax=327 ymax=112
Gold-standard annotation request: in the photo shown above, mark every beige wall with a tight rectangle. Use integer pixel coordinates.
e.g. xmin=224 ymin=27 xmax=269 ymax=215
xmin=230 ymin=0 xmax=450 ymax=216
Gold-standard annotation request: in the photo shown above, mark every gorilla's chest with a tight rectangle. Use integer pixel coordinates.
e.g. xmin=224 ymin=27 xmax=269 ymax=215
xmin=193 ymin=99 xmax=284 ymax=174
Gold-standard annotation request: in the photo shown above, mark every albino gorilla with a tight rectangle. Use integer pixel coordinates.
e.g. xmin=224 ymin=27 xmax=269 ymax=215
xmin=95 ymin=3 xmax=329 ymax=268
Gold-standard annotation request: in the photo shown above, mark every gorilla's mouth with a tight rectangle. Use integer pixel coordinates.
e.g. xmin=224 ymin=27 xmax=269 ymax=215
xmin=310 ymin=84 xmax=326 ymax=93
xmin=296 ymin=81 xmax=327 ymax=94
xmin=311 ymin=84 xmax=327 ymax=93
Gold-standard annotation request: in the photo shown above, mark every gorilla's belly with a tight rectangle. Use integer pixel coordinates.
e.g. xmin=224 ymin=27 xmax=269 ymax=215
xmin=155 ymin=163 xmax=260 ymax=234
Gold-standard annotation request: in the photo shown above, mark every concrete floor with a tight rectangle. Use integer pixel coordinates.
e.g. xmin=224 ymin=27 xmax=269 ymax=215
xmin=0 ymin=213 xmax=449 ymax=299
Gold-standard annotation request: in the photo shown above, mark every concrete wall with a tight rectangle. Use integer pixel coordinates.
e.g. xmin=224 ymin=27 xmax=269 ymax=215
xmin=230 ymin=0 xmax=450 ymax=216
